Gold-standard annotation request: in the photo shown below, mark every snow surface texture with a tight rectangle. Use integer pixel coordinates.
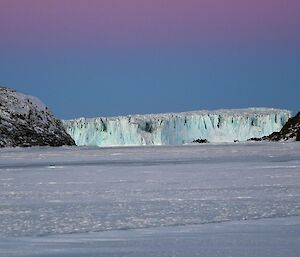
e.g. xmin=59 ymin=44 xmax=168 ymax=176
xmin=2 ymin=217 xmax=300 ymax=257
xmin=0 ymin=143 xmax=300 ymax=257
xmin=0 ymin=87 xmax=75 ymax=147
xmin=1 ymin=143 xmax=300 ymax=238
xmin=63 ymin=108 xmax=291 ymax=146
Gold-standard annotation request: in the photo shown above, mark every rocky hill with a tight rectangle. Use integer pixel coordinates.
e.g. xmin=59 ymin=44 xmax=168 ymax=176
xmin=248 ymin=112 xmax=300 ymax=142
xmin=0 ymin=87 xmax=75 ymax=147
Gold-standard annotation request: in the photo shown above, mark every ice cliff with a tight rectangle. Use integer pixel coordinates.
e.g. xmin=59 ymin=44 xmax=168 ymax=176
xmin=0 ymin=87 xmax=75 ymax=147
xmin=63 ymin=108 xmax=290 ymax=146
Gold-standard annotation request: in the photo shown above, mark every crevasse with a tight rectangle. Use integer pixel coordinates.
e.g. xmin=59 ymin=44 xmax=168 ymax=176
xmin=63 ymin=108 xmax=291 ymax=146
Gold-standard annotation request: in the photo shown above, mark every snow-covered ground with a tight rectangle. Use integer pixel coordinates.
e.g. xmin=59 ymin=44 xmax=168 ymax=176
xmin=1 ymin=143 xmax=300 ymax=256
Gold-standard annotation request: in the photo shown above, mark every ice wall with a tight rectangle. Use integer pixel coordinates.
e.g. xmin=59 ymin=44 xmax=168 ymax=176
xmin=63 ymin=108 xmax=291 ymax=146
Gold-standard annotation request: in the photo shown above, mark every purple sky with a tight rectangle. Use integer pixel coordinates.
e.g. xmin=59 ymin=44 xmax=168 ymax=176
xmin=1 ymin=0 xmax=299 ymax=49
xmin=0 ymin=0 xmax=299 ymax=118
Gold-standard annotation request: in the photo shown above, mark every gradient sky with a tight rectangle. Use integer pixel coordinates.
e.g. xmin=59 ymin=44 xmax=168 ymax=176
xmin=0 ymin=0 xmax=299 ymax=118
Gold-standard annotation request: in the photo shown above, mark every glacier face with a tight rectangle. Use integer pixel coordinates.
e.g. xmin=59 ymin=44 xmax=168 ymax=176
xmin=63 ymin=108 xmax=291 ymax=146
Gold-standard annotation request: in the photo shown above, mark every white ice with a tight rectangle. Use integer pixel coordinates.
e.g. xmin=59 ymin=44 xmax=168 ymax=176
xmin=63 ymin=108 xmax=291 ymax=146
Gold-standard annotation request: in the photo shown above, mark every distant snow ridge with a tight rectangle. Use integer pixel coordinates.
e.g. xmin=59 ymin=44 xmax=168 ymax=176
xmin=63 ymin=108 xmax=290 ymax=146
xmin=0 ymin=87 xmax=75 ymax=147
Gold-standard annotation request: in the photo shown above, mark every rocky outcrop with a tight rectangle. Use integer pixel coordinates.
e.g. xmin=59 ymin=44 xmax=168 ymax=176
xmin=192 ymin=139 xmax=209 ymax=144
xmin=264 ymin=112 xmax=300 ymax=141
xmin=248 ymin=112 xmax=300 ymax=142
xmin=0 ymin=87 xmax=75 ymax=147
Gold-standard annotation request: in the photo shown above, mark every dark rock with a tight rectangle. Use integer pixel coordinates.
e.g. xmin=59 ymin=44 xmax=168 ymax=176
xmin=247 ymin=137 xmax=263 ymax=142
xmin=192 ymin=138 xmax=209 ymax=144
xmin=0 ymin=86 xmax=76 ymax=147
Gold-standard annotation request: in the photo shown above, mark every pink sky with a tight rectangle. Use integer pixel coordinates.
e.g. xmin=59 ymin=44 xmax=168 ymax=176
xmin=1 ymin=0 xmax=299 ymax=49
xmin=0 ymin=0 xmax=299 ymax=118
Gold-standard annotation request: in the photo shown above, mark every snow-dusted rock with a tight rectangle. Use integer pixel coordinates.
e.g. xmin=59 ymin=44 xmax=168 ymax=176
xmin=63 ymin=108 xmax=291 ymax=146
xmin=0 ymin=87 xmax=75 ymax=147
xmin=263 ymin=112 xmax=300 ymax=142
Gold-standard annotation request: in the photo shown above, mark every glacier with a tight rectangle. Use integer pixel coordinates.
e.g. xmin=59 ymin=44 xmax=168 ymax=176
xmin=63 ymin=108 xmax=291 ymax=146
